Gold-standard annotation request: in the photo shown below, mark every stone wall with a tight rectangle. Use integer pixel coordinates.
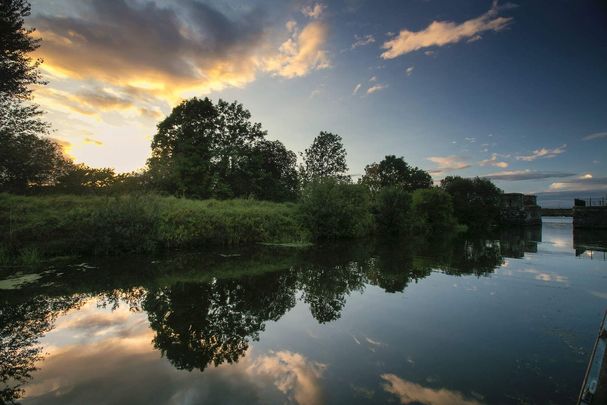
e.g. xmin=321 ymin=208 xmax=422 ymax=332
xmin=573 ymin=206 xmax=607 ymax=229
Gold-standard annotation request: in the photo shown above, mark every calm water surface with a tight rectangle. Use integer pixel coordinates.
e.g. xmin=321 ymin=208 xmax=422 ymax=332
xmin=1 ymin=217 xmax=606 ymax=404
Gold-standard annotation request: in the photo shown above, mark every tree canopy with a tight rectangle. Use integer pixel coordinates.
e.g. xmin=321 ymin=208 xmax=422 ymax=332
xmin=147 ymin=97 xmax=298 ymax=200
xmin=360 ymin=155 xmax=432 ymax=193
xmin=300 ymin=131 xmax=349 ymax=183
xmin=440 ymin=176 xmax=503 ymax=228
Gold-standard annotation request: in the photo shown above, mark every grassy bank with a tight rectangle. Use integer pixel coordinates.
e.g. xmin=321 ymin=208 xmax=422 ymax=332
xmin=0 ymin=193 xmax=306 ymax=258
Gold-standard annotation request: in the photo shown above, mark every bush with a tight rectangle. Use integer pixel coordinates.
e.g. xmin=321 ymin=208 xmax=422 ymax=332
xmin=411 ymin=188 xmax=457 ymax=234
xmin=299 ymin=179 xmax=372 ymax=240
xmin=373 ymin=186 xmax=413 ymax=236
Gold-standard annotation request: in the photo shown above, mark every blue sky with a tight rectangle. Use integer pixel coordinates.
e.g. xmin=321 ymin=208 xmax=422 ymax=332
xmin=28 ymin=0 xmax=607 ymax=196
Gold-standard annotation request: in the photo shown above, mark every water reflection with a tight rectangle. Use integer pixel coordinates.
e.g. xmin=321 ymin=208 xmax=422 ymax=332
xmin=1 ymin=219 xmax=606 ymax=404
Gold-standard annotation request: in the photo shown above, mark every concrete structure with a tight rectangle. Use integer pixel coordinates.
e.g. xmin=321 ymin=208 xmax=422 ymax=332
xmin=500 ymin=193 xmax=542 ymax=226
xmin=574 ymin=206 xmax=607 ymax=229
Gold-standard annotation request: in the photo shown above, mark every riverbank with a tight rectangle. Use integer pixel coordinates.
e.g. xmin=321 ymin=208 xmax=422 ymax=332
xmin=0 ymin=194 xmax=307 ymax=260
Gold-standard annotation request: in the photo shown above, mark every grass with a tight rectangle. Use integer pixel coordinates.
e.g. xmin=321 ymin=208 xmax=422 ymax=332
xmin=0 ymin=193 xmax=307 ymax=257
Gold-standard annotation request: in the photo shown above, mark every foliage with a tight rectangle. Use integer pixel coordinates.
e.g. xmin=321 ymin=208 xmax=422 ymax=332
xmin=373 ymin=186 xmax=413 ymax=236
xmin=440 ymin=176 xmax=502 ymax=228
xmin=299 ymin=179 xmax=372 ymax=240
xmin=411 ymin=188 xmax=457 ymax=233
xmin=300 ymin=131 xmax=349 ymax=184
xmin=0 ymin=194 xmax=306 ymax=256
xmin=360 ymin=155 xmax=432 ymax=194
xmin=0 ymin=0 xmax=44 ymax=99
xmin=0 ymin=115 xmax=68 ymax=192
xmin=148 ymin=97 xmax=298 ymax=200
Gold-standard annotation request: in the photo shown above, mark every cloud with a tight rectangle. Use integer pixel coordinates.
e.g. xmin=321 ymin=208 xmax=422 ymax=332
xmin=34 ymin=0 xmax=329 ymax=101
xmin=484 ymin=169 xmax=576 ymax=181
xmin=427 ymin=155 xmax=471 ymax=175
xmin=549 ymin=176 xmax=607 ymax=192
xmin=352 ymin=83 xmax=362 ymax=95
xmin=251 ymin=351 xmax=327 ymax=405
xmin=264 ymin=21 xmax=330 ymax=78
xmin=515 ymin=144 xmax=566 ymax=161
xmin=381 ymin=374 xmax=483 ymax=405
xmin=582 ymin=131 xmax=607 ymax=141
xmin=380 ymin=1 xmax=513 ymax=59
xmin=479 ymin=153 xmax=508 ymax=168
xmin=405 ymin=66 xmax=414 ymax=76
xmin=367 ymin=84 xmax=387 ymax=94
xmin=84 ymin=137 xmax=103 ymax=146
xmin=352 ymin=34 xmax=375 ymax=49
xmin=302 ymin=3 xmax=327 ymax=19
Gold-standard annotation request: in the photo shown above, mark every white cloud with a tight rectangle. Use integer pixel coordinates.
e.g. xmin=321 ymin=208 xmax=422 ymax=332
xmin=582 ymin=131 xmax=607 ymax=141
xmin=352 ymin=83 xmax=362 ymax=95
xmin=302 ymin=3 xmax=327 ymax=19
xmin=549 ymin=176 xmax=607 ymax=192
xmin=352 ymin=34 xmax=375 ymax=49
xmin=515 ymin=144 xmax=566 ymax=161
xmin=405 ymin=66 xmax=414 ymax=76
xmin=427 ymin=155 xmax=471 ymax=175
xmin=367 ymin=83 xmax=387 ymax=94
xmin=381 ymin=1 xmax=513 ymax=59
xmin=369 ymin=75 xmax=377 ymax=82
xmin=479 ymin=153 xmax=508 ymax=168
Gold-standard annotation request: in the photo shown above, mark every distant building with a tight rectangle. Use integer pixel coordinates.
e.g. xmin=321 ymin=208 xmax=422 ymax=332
xmin=499 ymin=193 xmax=541 ymax=225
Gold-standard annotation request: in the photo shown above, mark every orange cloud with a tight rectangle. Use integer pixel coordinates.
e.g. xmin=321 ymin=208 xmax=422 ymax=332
xmin=381 ymin=374 xmax=484 ymax=405
xmin=381 ymin=1 xmax=513 ymax=59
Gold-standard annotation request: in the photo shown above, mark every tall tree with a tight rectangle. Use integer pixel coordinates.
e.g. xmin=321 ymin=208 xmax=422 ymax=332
xmin=440 ymin=176 xmax=502 ymax=228
xmin=300 ymin=131 xmax=349 ymax=183
xmin=0 ymin=0 xmax=44 ymax=99
xmin=148 ymin=97 xmax=266 ymax=198
xmin=0 ymin=0 xmax=68 ymax=193
xmin=360 ymin=155 xmax=432 ymax=193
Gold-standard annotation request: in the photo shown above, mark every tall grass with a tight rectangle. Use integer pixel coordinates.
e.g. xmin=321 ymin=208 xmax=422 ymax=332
xmin=0 ymin=193 xmax=306 ymax=256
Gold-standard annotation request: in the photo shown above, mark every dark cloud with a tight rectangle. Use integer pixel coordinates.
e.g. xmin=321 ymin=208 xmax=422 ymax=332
xmin=484 ymin=170 xmax=576 ymax=181
xmin=33 ymin=0 xmax=269 ymax=87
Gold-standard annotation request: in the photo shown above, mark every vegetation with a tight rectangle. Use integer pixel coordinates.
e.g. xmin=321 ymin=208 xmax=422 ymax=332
xmin=300 ymin=131 xmax=349 ymax=184
xmin=440 ymin=176 xmax=502 ymax=229
xmin=299 ymin=178 xmax=372 ymax=240
xmin=0 ymin=194 xmax=306 ymax=257
xmin=0 ymin=0 xmax=507 ymax=261
xmin=360 ymin=155 xmax=432 ymax=194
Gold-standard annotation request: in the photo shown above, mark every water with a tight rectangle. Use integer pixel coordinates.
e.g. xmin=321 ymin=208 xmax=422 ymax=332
xmin=1 ymin=218 xmax=606 ymax=404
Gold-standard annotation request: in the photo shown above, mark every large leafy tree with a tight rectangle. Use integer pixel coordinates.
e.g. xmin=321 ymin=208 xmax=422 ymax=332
xmin=440 ymin=176 xmax=503 ymax=228
xmin=148 ymin=97 xmax=263 ymax=197
xmin=360 ymin=155 xmax=432 ymax=193
xmin=300 ymin=131 xmax=349 ymax=183
xmin=240 ymin=139 xmax=299 ymax=201
xmin=0 ymin=0 xmax=68 ymax=193
xmin=0 ymin=0 xmax=44 ymax=99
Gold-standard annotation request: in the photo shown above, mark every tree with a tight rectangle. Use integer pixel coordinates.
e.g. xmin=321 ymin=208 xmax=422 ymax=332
xmin=360 ymin=155 xmax=432 ymax=193
xmin=0 ymin=124 xmax=68 ymax=192
xmin=440 ymin=176 xmax=502 ymax=228
xmin=241 ymin=139 xmax=299 ymax=201
xmin=411 ymin=188 xmax=457 ymax=233
xmin=148 ymin=97 xmax=270 ymax=198
xmin=300 ymin=131 xmax=349 ymax=183
xmin=0 ymin=0 xmax=44 ymax=99
xmin=0 ymin=1 xmax=68 ymax=193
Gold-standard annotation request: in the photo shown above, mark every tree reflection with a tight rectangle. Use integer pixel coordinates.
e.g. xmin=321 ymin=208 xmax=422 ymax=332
xmin=0 ymin=294 xmax=83 ymax=404
xmin=143 ymin=271 xmax=297 ymax=372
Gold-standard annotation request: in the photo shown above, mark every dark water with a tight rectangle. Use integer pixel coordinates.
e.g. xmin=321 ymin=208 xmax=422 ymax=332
xmin=1 ymin=218 xmax=606 ymax=405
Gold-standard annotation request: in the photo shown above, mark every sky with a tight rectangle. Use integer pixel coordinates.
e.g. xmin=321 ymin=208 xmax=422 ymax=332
xmin=27 ymin=0 xmax=607 ymax=200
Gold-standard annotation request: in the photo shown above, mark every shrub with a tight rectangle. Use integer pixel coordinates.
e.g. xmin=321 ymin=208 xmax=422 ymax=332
xmin=373 ymin=186 xmax=413 ymax=236
xmin=411 ymin=188 xmax=457 ymax=234
xmin=300 ymin=179 xmax=372 ymax=240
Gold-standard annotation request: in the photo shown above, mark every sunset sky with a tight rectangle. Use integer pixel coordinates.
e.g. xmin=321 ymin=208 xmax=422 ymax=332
xmin=27 ymin=0 xmax=607 ymax=197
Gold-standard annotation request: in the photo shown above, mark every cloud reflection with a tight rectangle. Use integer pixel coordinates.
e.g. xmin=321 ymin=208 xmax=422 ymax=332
xmin=381 ymin=374 xmax=483 ymax=405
